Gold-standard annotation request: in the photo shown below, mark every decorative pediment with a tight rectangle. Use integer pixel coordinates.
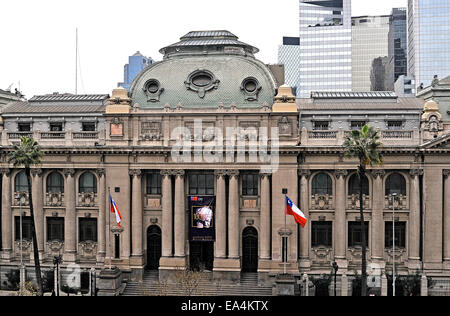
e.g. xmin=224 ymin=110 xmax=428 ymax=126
xmin=420 ymin=132 xmax=450 ymax=150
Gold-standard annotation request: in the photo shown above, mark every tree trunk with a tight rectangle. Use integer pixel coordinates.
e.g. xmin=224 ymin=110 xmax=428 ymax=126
xmin=359 ymin=165 xmax=367 ymax=296
xmin=25 ymin=168 xmax=43 ymax=296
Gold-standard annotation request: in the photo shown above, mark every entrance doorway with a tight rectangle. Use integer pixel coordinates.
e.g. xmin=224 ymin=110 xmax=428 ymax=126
xmin=242 ymin=227 xmax=258 ymax=273
xmin=146 ymin=225 xmax=161 ymax=271
xmin=189 ymin=242 xmax=214 ymax=272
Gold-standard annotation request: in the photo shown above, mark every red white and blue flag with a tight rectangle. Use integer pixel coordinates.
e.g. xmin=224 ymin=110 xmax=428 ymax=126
xmin=110 ymin=195 xmax=122 ymax=227
xmin=286 ymin=196 xmax=307 ymax=228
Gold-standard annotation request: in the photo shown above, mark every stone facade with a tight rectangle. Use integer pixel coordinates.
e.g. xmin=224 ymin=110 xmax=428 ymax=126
xmin=0 ymin=31 xmax=449 ymax=296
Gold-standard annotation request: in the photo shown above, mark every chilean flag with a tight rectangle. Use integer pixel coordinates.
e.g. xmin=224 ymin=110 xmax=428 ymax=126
xmin=286 ymin=196 xmax=307 ymax=228
xmin=110 ymin=195 xmax=122 ymax=227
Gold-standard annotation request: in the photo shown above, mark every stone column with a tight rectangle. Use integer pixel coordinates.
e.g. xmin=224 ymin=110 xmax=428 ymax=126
xmin=214 ymin=170 xmax=226 ymax=259
xmin=63 ymin=169 xmax=76 ymax=262
xmin=409 ymin=169 xmax=423 ymax=266
xmin=260 ymin=172 xmax=271 ymax=260
xmin=298 ymin=170 xmax=311 ymax=262
xmin=371 ymin=170 xmax=385 ymax=262
xmin=130 ymin=169 xmax=143 ymax=262
xmin=31 ymin=168 xmax=44 ymax=258
xmin=161 ymin=170 xmax=173 ymax=258
xmin=228 ymin=170 xmax=240 ymax=259
xmin=1 ymin=169 xmax=12 ymax=260
xmin=334 ymin=170 xmax=347 ymax=260
xmin=97 ymin=169 xmax=106 ymax=262
xmin=174 ymin=170 xmax=185 ymax=258
xmin=444 ymin=170 xmax=450 ymax=264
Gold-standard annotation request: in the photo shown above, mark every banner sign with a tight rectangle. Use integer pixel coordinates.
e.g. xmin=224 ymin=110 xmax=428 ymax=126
xmin=189 ymin=196 xmax=216 ymax=242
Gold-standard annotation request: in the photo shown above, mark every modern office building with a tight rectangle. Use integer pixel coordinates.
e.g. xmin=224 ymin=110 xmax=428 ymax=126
xmin=118 ymin=52 xmax=154 ymax=91
xmin=408 ymin=0 xmax=450 ymax=90
xmin=278 ymin=37 xmax=300 ymax=95
xmin=395 ymin=75 xmax=416 ymax=97
xmin=386 ymin=8 xmax=408 ymax=91
xmin=298 ymin=0 xmax=352 ymax=98
xmin=351 ymin=15 xmax=390 ymax=92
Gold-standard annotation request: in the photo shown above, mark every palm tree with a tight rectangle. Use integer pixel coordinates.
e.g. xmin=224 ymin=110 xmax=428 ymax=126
xmin=344 ymin=125 xmax=383 ymax=296
xmin=8 ymin=136 xmax=44 ymax=296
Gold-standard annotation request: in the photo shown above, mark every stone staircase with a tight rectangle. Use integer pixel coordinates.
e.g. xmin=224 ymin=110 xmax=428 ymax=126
xmin=122 ymin=271 xmax=274 ymax=296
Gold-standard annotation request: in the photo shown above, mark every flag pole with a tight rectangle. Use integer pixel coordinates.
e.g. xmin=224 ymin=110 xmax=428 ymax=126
xmin=282 ymin=189 xmax=288 ymax=275
xmin=108 ymin=187 xmax=112 ymax=270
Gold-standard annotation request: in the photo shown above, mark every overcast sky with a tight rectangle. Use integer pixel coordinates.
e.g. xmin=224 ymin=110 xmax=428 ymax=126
xmin=0 ymin=0 xmax=406 ymax=97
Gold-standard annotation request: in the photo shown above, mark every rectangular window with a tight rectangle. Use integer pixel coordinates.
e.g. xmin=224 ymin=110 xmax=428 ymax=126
xmin=114 ymin=234 xmax=120 ymax=259
xmin=242 ymin=174 xmax=259 ymax=196
xmin=18 ymin=123 xmax=31 ymax=132
xmin=15 ymin=216 xmax=32 ymax=241
xmin=313 ymin=121 xmax=330 ymax=131
xmin=79 ymin=218 xmax=98 ymax=242
xmin=82 ymin=122 xmax=96 ymax=132
xmin=350 ymin=121 xmax=367 ymax=130
xmin=47 ymin=217 xmax=64 ymax=241
xmin=189 ymin=174 xmax=214 ymax=196
xmin=50 ymin=123 xmax=63 ymax=132
xmin=387 ymin=121 xmax=403 ymax=130
xmin=311 ymin=222 xmax=333 ymax=247
xmin=348 ymin=222 xmax=369 ymax=247
xmin=385 ymin=222 xmax=406 ymax=248
xmin=146 ymin=173 xmax=162 ymax=195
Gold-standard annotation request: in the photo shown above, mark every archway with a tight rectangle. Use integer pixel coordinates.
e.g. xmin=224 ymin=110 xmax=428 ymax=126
xmin=146 ymin=225 xmax=161 ymax=271
xmin=242 ymin=227 xmax=258 ymax=273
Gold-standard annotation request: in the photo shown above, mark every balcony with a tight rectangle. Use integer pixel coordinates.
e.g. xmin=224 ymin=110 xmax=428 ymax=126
xmin=2 ymin=130 xmax=104 ymax=147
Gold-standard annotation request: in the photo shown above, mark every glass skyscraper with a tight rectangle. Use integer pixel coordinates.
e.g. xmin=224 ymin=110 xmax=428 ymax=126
xmin=408 ymin=0 xmax=450 ymax=89
xmin=298 ymin=0 xmax=352 ymax=98
xmin=387 ymin=8 xmax=407 ymax=91
xmin=278 ymin=37 xmax=301 ymax=96
xmin=351 ymin=15 xmax=390 ymax=92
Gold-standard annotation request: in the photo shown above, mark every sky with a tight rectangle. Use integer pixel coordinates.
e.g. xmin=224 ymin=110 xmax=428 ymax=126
xmin=0 ymin=0 xmax=407 ymax=97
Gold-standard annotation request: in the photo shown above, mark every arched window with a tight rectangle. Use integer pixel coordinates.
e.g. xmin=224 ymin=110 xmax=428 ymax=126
xmin=312 ymin=173 xmax=332 ymax=196
xmin=385 ymin=173 xmax=406 ymax=196
xmin=15 ymin=171 xmax=29 ymax=193
xmin=46 ymin=172 xmax=64 ymax=193
xmin=348 ymin=174 xmax=369 ymax=196
xmin=79 ymin=172 xmax=97 ymax=193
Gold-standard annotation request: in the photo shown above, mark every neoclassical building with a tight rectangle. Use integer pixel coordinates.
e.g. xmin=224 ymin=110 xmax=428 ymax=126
xmin=0 ymin=31 xmax=449 ymax=295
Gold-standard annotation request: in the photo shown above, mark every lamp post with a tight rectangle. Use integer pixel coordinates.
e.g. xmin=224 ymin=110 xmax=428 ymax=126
xmin=332 ymin=261 xmax=339 ymax=296
xmin=392 ymin=193 xmax=397 ymax=297
xmin=19 ymin=193 xmax=25 ymax=291
xmin=53 ymin=255 xmax=62 ymax=296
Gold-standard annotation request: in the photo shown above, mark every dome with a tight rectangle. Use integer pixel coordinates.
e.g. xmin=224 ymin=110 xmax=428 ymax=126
xmin=130 ymin=31 xmax=277 ymax=109
xmin=424 ymin=100 xmax=439 ymax=112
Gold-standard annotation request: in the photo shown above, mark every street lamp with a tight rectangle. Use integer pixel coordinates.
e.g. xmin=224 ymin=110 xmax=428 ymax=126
xmin=332 ymin=261 xmax=339 ymax=296
xmin=392 ymin=193 xmax=398 ymax=297
xmin=53 ymin=255 xmax=62 ymax=296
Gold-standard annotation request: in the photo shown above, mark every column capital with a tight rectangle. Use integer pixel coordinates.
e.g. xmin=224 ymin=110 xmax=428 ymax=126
xmin=96 ymin=168 xmax=106 ymax=178
xmin=226 ymin=170 xmax=239 ymax=179
xmin=160 ymin=169 xmax=172 ymax=178
xmin=410 ymin=169 xmax=424 ymax=179
xmin=334 ymin=170 xmax=348 ymax=179
xmin=370 ymin=170 xmax=386 ymax=179
xmin=129 ymin=169 xmax=142 ymax=178
xmin=173 ymin=170 xmax=185 ymax=179
xmin=1 ymin=168 xmax=11 ymax=177
xmin=214 ymin=170 xmax=227 ymax=179
xmin=259 ymin=171 xmax=271 ymax=179
xmin=443 ymin=170 xmax=450 ymax=179
xmin=31 ymin=168 xmax=43 ymax=177
xmin=63 ymin=168 xmax=76 ymax=178
xmin=298 ymin=169 xmax=311 ymax=179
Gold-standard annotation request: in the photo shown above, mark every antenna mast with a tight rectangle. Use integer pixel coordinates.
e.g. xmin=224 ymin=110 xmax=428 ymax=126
xmin=75 ymin=28 xmax=78 ymax=95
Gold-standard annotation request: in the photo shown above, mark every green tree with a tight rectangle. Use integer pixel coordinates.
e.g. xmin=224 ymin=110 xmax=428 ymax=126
xmin=344 ymin=125 xmax=383 ymax=296
xmin=8 ymin=136 xmax=44 ymax=296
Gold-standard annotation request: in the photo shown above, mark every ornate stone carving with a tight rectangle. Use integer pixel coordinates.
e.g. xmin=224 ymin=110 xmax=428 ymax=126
xmin=278 ymin=117 xmax=293 ymax=136
xmin=371 ymin=170 xmax=386 ymax=179
xmin=385 ymin=194 xmax=407 ymax=210
xmin=78 ymin=241 xmax=98 ymax=258
xmin=334 ymin=170 xmax=348 ymax=179
xmin=14 ymin=192 xmax=29 ymax=206
xmin=311 ymin=246 xmax=333 ymax=265
xmin=226 ymin=170 xmax=239 ymax=179
xmin=143 ymin=79 xmax=164 ymax=102
xmin=298 ymin=169 xmax=311 ymax=180
xmin=214 ymin=170 xmax=227 ymax=179
xmin=444 ymin=170 xmax=450 ymax=179
xmin=31 ymin=168 xmax=43 ymax=177
xmin=96 ymin=169 xmax=106 ymax=178
xmin=63 ymin=168 xmax=76 ymax=178
xmin=45 ymin=192 xmax=64 ymax=207
xmin=160 ymin=170 xmax=172 ymax=179
xmin=1 ymin=168 xmax=11 ymax=177
xmin=141 ymin=121 xmax=162 ymax=141
xmin=129 ymin=169 xmax=142 ymax=178
xmin=173 ymin=170 xmax=185 ymax=179
xmin=347 ymin=194 xmax=370 ymax=210
xmin=184 ymin=69 xmax=220 ymax=98
xmin=311 ymin=194 xmax=333 ymax=210
xmin=410 ymin=169 xmax=424 ymax=178
xmin=259 ymin=172 xmax=271 ymax=179
xmin=78 ymin=192 xmax=97 ymax=207
xmin=240 ymin=77 xmax=262 ymax=101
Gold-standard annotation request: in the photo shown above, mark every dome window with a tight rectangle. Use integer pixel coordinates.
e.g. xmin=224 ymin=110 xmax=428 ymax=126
xmin=241 ymin=77 xmax=262 ymax=101
xmin=185 ymin=70 xmax=220 ymax=98
xmin=143 ymin=79 xmax=164 ymax=102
